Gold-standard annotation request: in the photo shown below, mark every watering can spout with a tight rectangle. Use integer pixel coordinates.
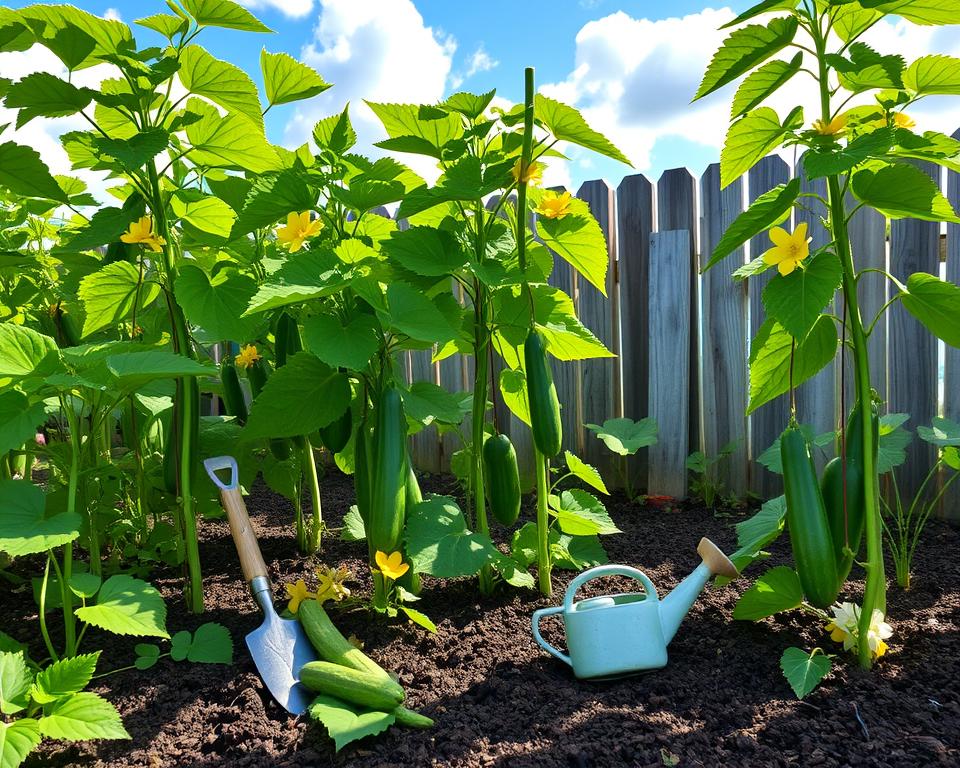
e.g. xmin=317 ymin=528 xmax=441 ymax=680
xmin=659 ymin=538 xmax=739 ymax=646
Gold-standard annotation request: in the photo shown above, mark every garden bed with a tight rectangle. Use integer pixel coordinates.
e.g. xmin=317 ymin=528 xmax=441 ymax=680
xmin=17 ymin=469 xmax=960 ymax=768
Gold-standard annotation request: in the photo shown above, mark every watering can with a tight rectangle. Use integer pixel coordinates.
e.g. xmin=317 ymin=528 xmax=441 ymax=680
xmin=531 ymin=538 xmax=739 ymax=679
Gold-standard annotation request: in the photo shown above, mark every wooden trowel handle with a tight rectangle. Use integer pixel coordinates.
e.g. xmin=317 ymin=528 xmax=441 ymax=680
xmin=221 ymin=487 xmax=269 ymax=585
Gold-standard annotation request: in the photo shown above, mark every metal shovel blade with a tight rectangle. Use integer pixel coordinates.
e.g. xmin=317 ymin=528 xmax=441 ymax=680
xmin=203 ymin=455 xmax=318 ymax=716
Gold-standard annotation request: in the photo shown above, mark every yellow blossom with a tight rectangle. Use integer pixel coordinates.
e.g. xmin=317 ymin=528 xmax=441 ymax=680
xmin=284 ymin=579 xmax=315 ymax=614
xmin=276 ymin=211 xmax=322 ymax=253
xmin=535 ymin=190 xmax=574 ymax=220
xmin=235 ymin=344 xmax=261 ymax=370
xmin=893 ymin=112 xmax=915 ymax=129
xmin=761 ymin=222 xmax=811 ymax=277
xmin=511 ymin=158 xmax=543 ymax=186
xmin=121 ymin=216 xmax=166 ymax=253
xmin=374 ymin=550 xmax=409 ymax=581
xmin=315 ymin=564 xmax=351 ymax=604
xmin=825 ymin=602 xmax=892 ymax=659
xmin=812 ymin=113 xmax=848 ymax=136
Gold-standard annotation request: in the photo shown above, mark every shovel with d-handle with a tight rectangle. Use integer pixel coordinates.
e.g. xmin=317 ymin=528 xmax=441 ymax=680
xmin=203 ymin=455 xmax=317 ymax=715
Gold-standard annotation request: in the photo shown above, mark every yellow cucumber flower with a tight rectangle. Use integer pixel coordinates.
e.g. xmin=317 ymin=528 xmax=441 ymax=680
xmin=121 ymin=216 xmax=166 ymax=253
xmin=234 ymin=344 xmax=261 ymax=370
xmin=762 ymin=222 xmax=811 ymax=277
xmin=276 ymin=211 xmax=322 ymax=253
xmin=284 ymin=579 xmax=315 ymax=614
xmin=511 ymin=158 xmax=543 ymax=185
xmin=893 ymin=112 xmax=916 ymax=129
xmin=535 ymin=190 xmax=574 ymax=220
xmin=374 ymin=550 xmax=409 ymax=581
xmin=315 ymin=564 xmax=351 ymax=604
xmin=812 ymin=113 xmax=847 ymax=136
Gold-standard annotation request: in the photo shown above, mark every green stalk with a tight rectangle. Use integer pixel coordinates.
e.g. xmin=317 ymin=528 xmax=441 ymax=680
xmin=516 ymin=67 xmax=535 ymax=274
xmin=299 ymin=436 xmax=323 ymax=552
xmin=471 ymin=288 xmax=494 ymax=595
xmin=535 ymin=450 xmax=551 ymax=596
xmin=39 ymin=554 xmax=58 ymax=662
xmin=61 ymin=402 xmax=82 ymax=655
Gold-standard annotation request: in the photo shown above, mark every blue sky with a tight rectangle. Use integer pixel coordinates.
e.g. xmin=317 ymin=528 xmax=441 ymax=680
xmin=3 ymin=1 xmax=960 ymax=192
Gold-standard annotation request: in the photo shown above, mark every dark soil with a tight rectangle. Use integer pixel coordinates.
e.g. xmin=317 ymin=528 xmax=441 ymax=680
xmin=10 ymin=469 xmax=960 ymax=768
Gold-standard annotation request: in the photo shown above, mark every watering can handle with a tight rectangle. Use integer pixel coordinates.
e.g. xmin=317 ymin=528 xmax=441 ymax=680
xmin=563 ymin=564 xmax=659 ymax=611
xmin=531 ymin=606 xmax=571 ymax=666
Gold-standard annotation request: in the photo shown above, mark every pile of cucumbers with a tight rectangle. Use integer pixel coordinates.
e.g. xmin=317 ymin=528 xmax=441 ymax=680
xmin=781 ymin=402 xmax=878 ymax=608
xmin=297 ymin=600 xmax=432 ymax=729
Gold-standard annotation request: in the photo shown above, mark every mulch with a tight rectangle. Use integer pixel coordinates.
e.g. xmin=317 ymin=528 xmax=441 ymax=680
xmin=11 ymin=467 xmax=960 ymax=767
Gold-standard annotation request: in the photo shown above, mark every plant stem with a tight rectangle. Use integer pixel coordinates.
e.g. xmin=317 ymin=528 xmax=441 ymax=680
xmin=39 ymin=554 xmax=58 ymax=662
xmin=535 ymin=450 xmax=551 ymax=596
xmin=61 ymin=402 xmax=81 ymax=656
xmin=300 ymin=436 xmax=323 ymax=552
xmin=471 ymin=287 xmax=493 ymax=595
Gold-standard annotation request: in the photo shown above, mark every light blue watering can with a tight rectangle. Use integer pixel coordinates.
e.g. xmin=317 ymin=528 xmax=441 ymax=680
xmin=531 ymin=538 xmax=739 ymax=679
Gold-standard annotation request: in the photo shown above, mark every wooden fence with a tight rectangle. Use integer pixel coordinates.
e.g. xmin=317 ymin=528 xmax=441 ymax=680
xmin=398 ymin=143 xmax=960 ymax=516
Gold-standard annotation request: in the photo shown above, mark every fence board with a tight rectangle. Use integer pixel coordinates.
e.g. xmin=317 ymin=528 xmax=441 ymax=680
xmin=699 ymin=164 xmax=749 ymax=496
xmin=945 ymin=132 xmax=960 ymax=517
xmin=889 ymin=161 xmax=940 ymax=499
xmin=794 ymin=164 xmax=836 ymax=464
xmin=409 ymin=348 xmax=441 ymax=474
xmin=616 ymin=173 xmax=654 ymax=491
xmin=648 ymin=230 xmax=691 ymax=498
xmin=657 ymin=168 xmax=700 ymax=454
xmin=747 ymin=155 xmax=791 ymax=497
xmin=576 ymin=180 xmax=619 ymax=481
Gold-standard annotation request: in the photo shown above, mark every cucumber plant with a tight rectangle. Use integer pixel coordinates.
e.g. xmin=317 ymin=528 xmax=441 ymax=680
xmin=697 ymin=0 xmax=960 ymax=675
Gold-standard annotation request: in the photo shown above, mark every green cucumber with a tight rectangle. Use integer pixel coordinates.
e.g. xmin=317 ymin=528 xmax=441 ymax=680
xmin=524 ymin=328 xmax=562 ymax=457
xmin=483 ymin=433 xmax=521 ymax=526
xmin=781 ymin=425 xmax=840 ymax=609
xmin=275 ymin=311 xmax=302 ymax=368
xmin=392 ymin=706 xmax=434 ymax=728
xmin=219 ymin=359 xmax=248 ymax=425
xmin=320 ymin=406 xmax=352 ymax=455
xmin=369 ymin=387 xmax=407 ymax=554
xmin=298 ymin=601 xmax=392 ymax=682
xmin=398 ymin=457 xmax=422 ymax=595
xmin=245 ymin=358 xmax=291 ymax=461
xmin=299 ymin=661 xmax=404 ymax=710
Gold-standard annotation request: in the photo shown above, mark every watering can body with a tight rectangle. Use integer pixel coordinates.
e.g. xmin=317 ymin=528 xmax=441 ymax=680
xmin=531 ymin=539 xmax=737 ymax=679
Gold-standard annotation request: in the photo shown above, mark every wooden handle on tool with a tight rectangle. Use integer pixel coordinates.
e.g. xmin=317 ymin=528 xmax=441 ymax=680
xmin=221 ymin=487 xmax=269 ymax=585
xmin=698 ymin=537 xmax=739 ymax=579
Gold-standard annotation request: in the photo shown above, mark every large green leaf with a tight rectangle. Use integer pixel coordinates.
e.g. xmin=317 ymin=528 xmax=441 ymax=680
xmin=0 ymin=325 xmax=58 ymax=383
xmin=0 ymin=652 xmax=31 ymax=715
xmin=366 ymin=101 xmax=463 ymax=159
xmin=381 ymin=226 xmax=468 ymax=277
xmin=89 ymin=129 xmax=169 ymax=173
xmin=696 ymin=17 xmax=798 ymax=100
xmin=402 ymin=382 xmax=471 ymax=427
xmin=0 ymin=719 xmax=40 ymax=768
xmin=58 ymin=205 xmax=140 ymax=252
xmin=443 ymin=89 xmax=495 ymax=119
xmin=30 ymin=652 xmax=99 ymax=705
xmin=0 ymin=480 xmax=80 ymax=558
xmin=179 ymin=45 xmax=264 ymax=129
xmin=903 ymin=54 xmax=960 ymax=94
xmin=0 ymin=142 xmax=68 ymax=202
xmin=19 ymin=5 xmax=130 ymax=69
xmin=75 ymin=574 xmax=168 ymax=638
xmin=302 ymin=313 xmax=379 ymax=371
xmin=312 ymin=107 xmax=356 ymax=155
xmin=245 ymin=251 xmax=350 ymax=314
xmin=564 ymin=451 xmax=608 ymax=495
xmin=732 ymin=565 xmax=803 ymax=620
xmin=780 ymin=647 xmax=831 ymax=699
xmin=762 ymin=251 xmax=842 ymax=341
xmin=721 ymin=106 xmax=802 ymax=187
xmin=244 ymin=352 xmax=351 ymax=440
xmin=536 ymin=199 xmax=609 ymax=294
xmin=704 ymin=179 xmax=798 ymax=272
xmin=830 ymin=4 xmax=883 ymax=42
xmin=803 ymin=129 xmax=895 ymax=179
xmin=585 ymin=417 xmax=658 ymax=456
xmin=831 ymin=43 xmax=905 ymax=93
xmin=185 ymin=101 xmax=279 ymax=174
xmin=4 ymin=72 xmax=94 ymax=127
xmin=171 ymin=190 xmax=236 ymax=239
xmin=384 ymin=282 xmax=458 ymax=343
xmin=731 ymin=54 xmax=802 ymax=118
xmin=38 ymin=692 xmax=129 ymax=741
xmin=534 ymin=94 xmax=631 ymax=166
xmin=748 ymin=316 xmax=838 ymax=414
xmin=549 ymin=489 xmax=620 ymax=536
xmin=183 ymin=0 xmax=272 ymax=32
xmin=135 ymin=13 xmax=188 ymax=40
xmin=174 ymin=265 xmax=259 ymax=342
xmin=878 ymin=413 xmax=912 ymax=473
xmin=499 ymin=368 xmax=530 ymax=426
xmin=260 ymin=49 xmax=330 ymax=106
xmin=0 ymin=391 xmax=45 ymax=456
xmin=866 ymin=0 xmax=960 ymax=25
xmin=405 ymin=496 xmax=501 ymax=577
xmin=308 ymin=695 xmax=395 ymax=753
xmin=900 ymin=272 xmax=960 ymax=347
xmin=78 ymin=262 xmax=161 ymax=338
xmin=105 ymin=351 xmax=213 ymax=392
xmin=231 ymin=167 xmax=315 ymax=235
xmin=723 ymin=495 xmax=786 ymax=579
xmin=918 ymin=417 xmax=960 ymax=446
xmin=851 ymin=162 xmax=960 ymax=222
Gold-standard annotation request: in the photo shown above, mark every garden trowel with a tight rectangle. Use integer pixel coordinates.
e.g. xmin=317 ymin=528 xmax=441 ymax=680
xmin=203 ymin=455 xmax=317 ymax=715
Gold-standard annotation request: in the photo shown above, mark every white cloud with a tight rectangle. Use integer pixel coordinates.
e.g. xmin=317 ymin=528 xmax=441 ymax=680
xmin=450 ymin=43 xmax=498 ymax=90
xmin=237 ymin=0 xmax=315 ymax=18
xmin=103 ymin=8 xmax=121 ymax=22
xmin=284 ymin=0 xmax=455 ymax=180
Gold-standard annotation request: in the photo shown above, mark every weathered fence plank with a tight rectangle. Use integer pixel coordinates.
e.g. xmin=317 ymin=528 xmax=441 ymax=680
xmin=576 ymin=180 xmax=619 ymax=481
xmin=648 ymin=230 xmax=691 ymax=498
xmin=747 ymin=155 xmax=791 ymax=497
xmin=409 ymin=348 xmax=441 ymax=474
xmin=657 ymin=168 xmax=700 ymax=454
xmin=889 ymin=161 xmax=940 ymax=498
xmin=616 ymin=173 xmax=654 ymax=491
xmin=699 ymin=164 xmax=749 ymax=496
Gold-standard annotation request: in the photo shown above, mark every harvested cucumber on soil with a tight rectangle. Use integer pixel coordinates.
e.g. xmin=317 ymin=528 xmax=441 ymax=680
xmin=300 ymin=661 xmax=405 ymax=710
